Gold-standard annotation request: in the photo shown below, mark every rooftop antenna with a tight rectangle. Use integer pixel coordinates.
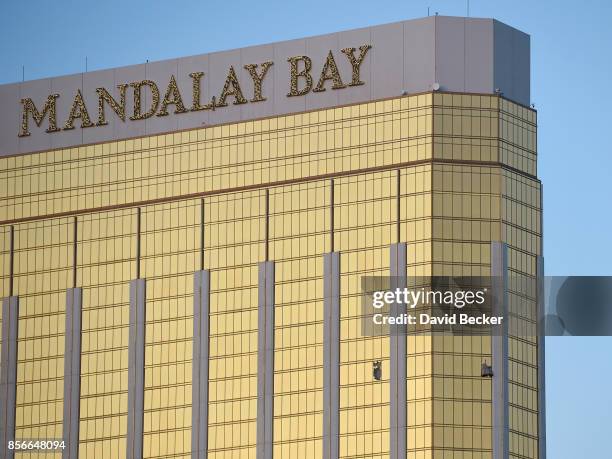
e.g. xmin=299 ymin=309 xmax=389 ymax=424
xmin=85 ymin=57 xmax=88 ymax=72
xmin=427 ymin=6 xmax=430 ymax=16
xmin=22 ymin=65 xmax=24 ymax=82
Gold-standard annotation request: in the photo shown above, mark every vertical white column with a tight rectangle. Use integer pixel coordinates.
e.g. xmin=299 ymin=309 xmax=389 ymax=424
xmin=389 ymin=243 xmax=407 ymax=459
xmin=537 ymin=256 xmax=546 ymax=459
xmin=322 ymin=252 xmax=340 ymax=459
xmin=62 ymin=288 xmax=82 ymax=459
xmin=491 ymin=241 xmax=509 ymax=459
xmin=0 ymin=296 xmax=18 ymax=459
xmin=256 ymin=261 xmax=275 ymax=459
xmin=126 ymin=279 xmax=146 ymax=459
xmin=192 ymin=270 xmax=210 ymax=459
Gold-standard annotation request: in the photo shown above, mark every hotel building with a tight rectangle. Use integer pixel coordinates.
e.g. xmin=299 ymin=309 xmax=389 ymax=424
xmin=0 ymin=16 xmax=544 ymax=459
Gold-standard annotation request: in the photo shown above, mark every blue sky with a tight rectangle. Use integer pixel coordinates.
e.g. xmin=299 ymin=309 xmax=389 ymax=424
xmin=1 ymin=0 xmax=611 ymax=456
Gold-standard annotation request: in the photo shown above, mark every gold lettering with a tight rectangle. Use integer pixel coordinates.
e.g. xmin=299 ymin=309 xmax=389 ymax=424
xmin=287 ymin=56 xmax=312 ymax=97
xmin=130 ymin=80 xmax=160 ymax=120
xmin=96 ymin=85 xmax=127 ymax=126
xmin=189 ymin=72 xmax=206 ymax=111
xmin=18 ymin=94 xmax=61 ymax=136
xmin=244 ymin=62 xmax=273 ymax=102
xmin=313 ymin=51 xmax=346 ymax=92
xmin=64 ymin=90 xmax=94 ymax=130
xmin=157 ymin=75 xmax=188 ymax=117
xmin=217 ymin=66 xmax=247 ymax=107
xmin=341 ymin=45 xmax=372 ymax=86
xmin=203 ymin=96 xmax=217 ymax=111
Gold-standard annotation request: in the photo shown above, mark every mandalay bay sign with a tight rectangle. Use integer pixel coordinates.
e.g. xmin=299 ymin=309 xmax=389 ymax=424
xmin=17 ymin=45 xmax=371 ymax=138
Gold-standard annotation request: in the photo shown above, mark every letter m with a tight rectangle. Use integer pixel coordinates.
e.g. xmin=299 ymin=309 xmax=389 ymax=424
xmin=19 ymin=94 xmax=61 ymax=137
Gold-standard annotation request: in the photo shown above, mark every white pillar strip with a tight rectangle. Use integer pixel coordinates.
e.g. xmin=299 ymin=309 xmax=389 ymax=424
xmin=0 ymin=296 xmax=18 ymax=459
xmin=537 ymin=256 xmax=546 ymax=459
xmin=491 ymin=242 xmax=509 ymax=459
xmin=127 ymin=279 xmax=146 ymax=459
xmin=323 ymin=252 xmax=340 ymax=459
xmin=192 ymin=270 xmax=210 ymax=459
xmin=62 ymin=288 xmax=82 ymax=459
xmin=256 ymin=261 xmax=275 ymax=459
xmin=389 ymin=243 xmax=407 ymax=459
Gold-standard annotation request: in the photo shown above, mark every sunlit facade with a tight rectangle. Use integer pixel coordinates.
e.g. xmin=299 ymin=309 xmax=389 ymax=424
xmin=0 ymin=16 xmax=542 ymax=459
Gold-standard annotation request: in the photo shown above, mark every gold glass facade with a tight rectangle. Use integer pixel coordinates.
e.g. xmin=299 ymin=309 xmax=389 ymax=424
xmin=0 ymin=92 xmax=541 ymax=458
